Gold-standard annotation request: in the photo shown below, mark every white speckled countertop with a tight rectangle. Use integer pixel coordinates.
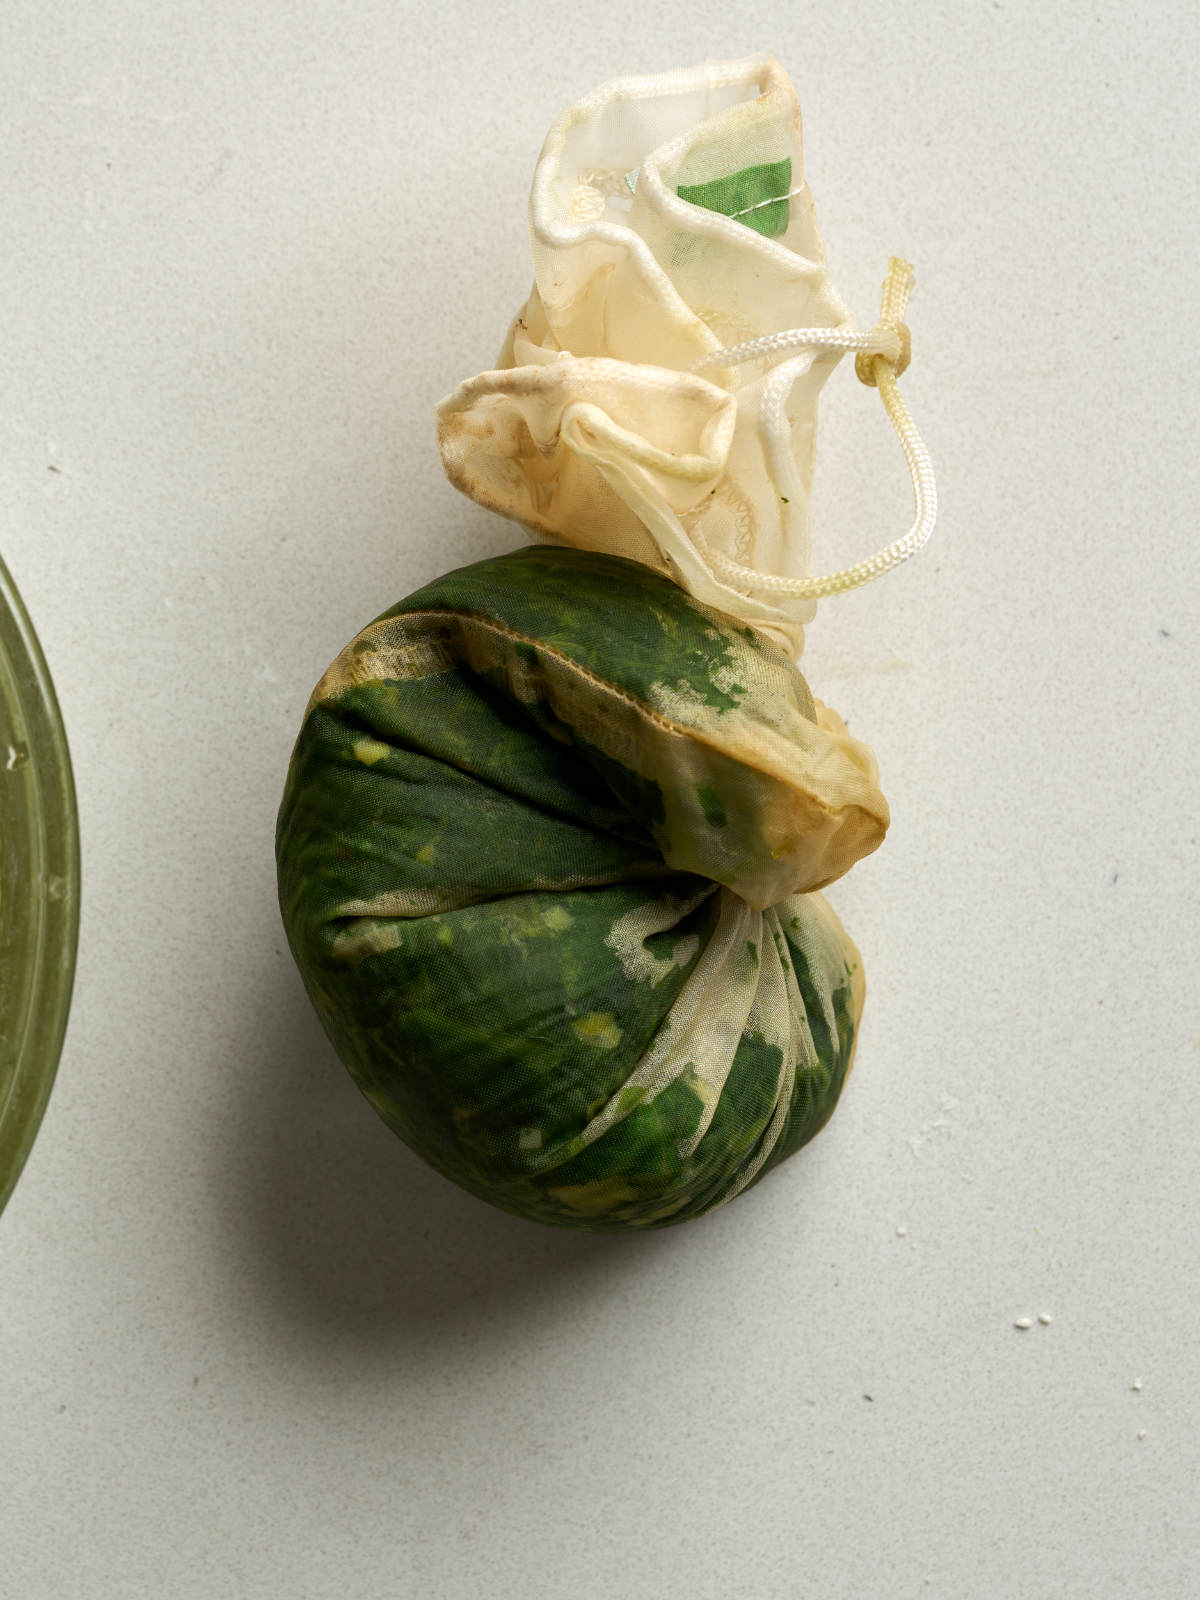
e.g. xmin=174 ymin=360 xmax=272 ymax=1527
xmin=2 ymin=6 xmax=1198 ymax=1596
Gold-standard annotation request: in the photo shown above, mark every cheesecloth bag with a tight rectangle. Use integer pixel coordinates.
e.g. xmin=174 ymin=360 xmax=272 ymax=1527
xmin=276 ymin=56 xmax=936 ymax=1232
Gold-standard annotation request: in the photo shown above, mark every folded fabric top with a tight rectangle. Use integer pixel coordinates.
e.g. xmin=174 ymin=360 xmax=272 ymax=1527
xmin=437 ymin=56 xmax=857 ymax=655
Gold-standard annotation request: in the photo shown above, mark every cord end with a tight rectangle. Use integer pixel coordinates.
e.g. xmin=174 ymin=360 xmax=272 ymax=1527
xmin=856 ymin=257 xmax=915 ymax=388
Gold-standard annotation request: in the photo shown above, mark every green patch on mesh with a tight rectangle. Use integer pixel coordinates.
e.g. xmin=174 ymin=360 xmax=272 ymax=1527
xmin=697 ymin=784 xmax=727 ymax=827
xmin=677 ymin=158 xmax=792 ymax=239
xmin=277 ymin=543 xmax=866 ymax=1232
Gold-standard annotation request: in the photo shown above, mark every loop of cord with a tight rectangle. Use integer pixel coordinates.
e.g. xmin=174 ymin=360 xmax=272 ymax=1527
xmin=687 ymin=257 xmax=937 ymax=600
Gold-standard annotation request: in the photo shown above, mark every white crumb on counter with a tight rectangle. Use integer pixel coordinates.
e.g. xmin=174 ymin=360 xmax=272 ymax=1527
xmin=1013 ymin=1317 xmax=1034 ymax=1331
xmin=1038 ymin=1313 xmax=1053 ymax=1325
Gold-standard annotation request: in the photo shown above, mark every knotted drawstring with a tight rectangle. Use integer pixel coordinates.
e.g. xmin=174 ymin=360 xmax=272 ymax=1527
xmin=688 ymin=258 xmax=938 ymax=599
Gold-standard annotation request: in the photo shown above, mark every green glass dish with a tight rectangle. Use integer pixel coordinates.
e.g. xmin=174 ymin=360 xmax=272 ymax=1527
xmin=0 ymin=553 xmax=79 ymax=1216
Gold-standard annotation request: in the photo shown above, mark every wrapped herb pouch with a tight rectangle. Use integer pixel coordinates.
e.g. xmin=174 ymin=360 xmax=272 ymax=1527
xmin=277 ymin=546 xmax=885 ymax=1229
xmin=277 ymin=55 xmax=934 ymax=1230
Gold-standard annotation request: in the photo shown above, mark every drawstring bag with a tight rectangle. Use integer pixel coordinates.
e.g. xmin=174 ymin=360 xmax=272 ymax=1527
xmin=276 ymin=55 xmax=936 ymax=1231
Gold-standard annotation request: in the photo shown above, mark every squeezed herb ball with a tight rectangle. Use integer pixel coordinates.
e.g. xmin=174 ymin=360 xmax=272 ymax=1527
xmin=276 ymin=546 xmax=887 ymax=1230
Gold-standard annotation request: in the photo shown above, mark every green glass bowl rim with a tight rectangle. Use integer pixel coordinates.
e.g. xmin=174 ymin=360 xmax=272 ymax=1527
xmin=0 ymin=551 xmax=80 ymax=1216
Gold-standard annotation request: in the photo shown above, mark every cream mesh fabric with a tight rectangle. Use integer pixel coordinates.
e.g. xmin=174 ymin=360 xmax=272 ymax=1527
xmin=437 ymin=55 xmax=857 ymax=656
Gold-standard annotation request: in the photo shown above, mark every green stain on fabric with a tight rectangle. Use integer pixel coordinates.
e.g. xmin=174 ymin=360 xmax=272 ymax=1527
xmin=697 ymin=784 xmax=727 ymax=827
xmin=387 ymin=546 xmax=771 ymax=729
xmin=276 ymin=543 xmax=866 ymax=1232
xmin=676 ymin=158 xmax=792 ymax=239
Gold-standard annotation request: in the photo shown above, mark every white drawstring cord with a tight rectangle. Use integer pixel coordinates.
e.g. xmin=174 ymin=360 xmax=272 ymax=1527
xmin=688 ymin=258 xmax=937 ymax=599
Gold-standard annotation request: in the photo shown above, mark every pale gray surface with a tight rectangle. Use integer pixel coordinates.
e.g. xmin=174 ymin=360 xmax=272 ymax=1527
xmin=2 ymin=4 xmax=1198 ymax=1597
